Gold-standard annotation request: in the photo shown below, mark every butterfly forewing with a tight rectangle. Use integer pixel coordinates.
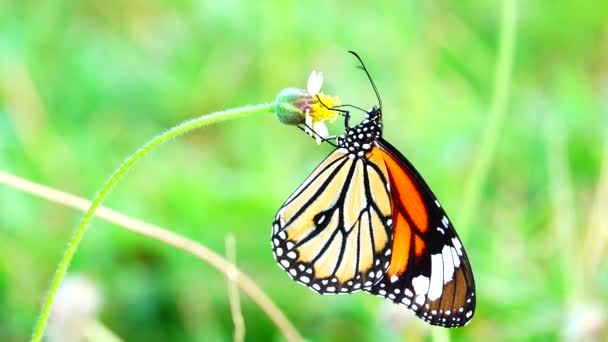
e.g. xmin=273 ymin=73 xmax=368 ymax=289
xmin=272 ymin=148 xmax=394 ymax=294
xmin=363 ymin=138 xmax=476 ymax=327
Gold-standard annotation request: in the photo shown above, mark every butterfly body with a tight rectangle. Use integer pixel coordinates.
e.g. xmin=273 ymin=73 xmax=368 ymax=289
xmin=337 ymin=107 xmax=382 ymax=157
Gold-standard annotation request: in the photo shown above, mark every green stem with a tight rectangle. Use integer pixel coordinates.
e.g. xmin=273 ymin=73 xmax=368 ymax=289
xmin=458 ymin=0 xmax=518 ymax=237
xmin=31 ymin=103 xmax=276 ymax=342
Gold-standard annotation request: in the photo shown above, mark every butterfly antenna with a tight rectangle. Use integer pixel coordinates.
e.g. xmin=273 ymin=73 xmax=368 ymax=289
xmin=348 ymin=50 xmax=382 ymax=110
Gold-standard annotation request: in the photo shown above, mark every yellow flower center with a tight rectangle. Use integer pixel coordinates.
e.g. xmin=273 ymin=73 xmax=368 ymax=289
xmin=309 ymin=92 xmax=341 ymax=123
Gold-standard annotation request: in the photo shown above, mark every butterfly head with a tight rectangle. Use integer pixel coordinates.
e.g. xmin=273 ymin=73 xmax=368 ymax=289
xmin=337 ymin=107 xmax=382 ymax=157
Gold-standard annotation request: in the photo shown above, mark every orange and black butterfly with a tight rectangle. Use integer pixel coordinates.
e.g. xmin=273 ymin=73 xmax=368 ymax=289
xmin=271 ymin=52 xmax=475 ymax=327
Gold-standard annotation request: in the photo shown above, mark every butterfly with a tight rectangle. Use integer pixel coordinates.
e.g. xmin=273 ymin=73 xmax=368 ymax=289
xmin=271 ymin=52 xmax=475 ymax=327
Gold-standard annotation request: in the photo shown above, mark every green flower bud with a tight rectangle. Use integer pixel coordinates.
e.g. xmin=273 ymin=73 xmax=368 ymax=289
xmin=275 ymin=87 xmax=311 ymax=125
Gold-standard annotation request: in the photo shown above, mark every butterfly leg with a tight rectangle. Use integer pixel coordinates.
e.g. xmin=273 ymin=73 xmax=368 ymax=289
xmin=296 ymin=124 xmax=339 ymax=147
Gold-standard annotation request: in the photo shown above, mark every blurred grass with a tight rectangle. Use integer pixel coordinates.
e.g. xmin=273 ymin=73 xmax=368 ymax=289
xmin=1 ymin=1 xmax=608 ymax=341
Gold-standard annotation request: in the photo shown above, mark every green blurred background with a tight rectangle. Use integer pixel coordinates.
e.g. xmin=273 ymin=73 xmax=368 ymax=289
xmin=1 ymin=1 xmax=607 ymax=341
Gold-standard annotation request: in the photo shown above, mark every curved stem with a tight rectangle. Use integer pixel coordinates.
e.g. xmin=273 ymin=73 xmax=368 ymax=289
xmin=0 ymin=170 xmax=302 ymax=341
xmin=30 ymin=103 xmax=275 ymax=342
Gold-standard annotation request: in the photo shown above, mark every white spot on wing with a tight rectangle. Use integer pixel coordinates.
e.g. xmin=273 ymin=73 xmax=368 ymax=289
xmin=412 ymin=276 xmax=430 ymax=296
xmin=452 ymin=237 xmax=463 ymax=256
xmin=451 ymin=247 xmax=461 ymax=268
xmin=442 ymin=245 xmax=455 ymax=284
xmin=428 ymin=253 xmax=444 ymax=301
xmin=441 ymin=216 xmax=449 ymax=228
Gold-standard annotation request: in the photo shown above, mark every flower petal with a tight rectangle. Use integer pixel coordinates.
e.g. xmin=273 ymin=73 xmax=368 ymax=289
xmin=313 ymin=121 xmax=329 ymax=145
xmin=307 ymin=70 xmax=324 ymax=95
xmin=304 ymin=110 xmax=313 ymax=136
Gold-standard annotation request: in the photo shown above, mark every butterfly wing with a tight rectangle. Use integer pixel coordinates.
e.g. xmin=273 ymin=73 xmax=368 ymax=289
xmin=365 ymin=138 xmax=476 ymax=327
xmin=272 ymin=147 xmax=394 ymax=294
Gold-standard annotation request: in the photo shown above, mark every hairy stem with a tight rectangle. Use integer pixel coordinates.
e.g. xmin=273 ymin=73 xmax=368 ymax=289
xmin=30 ymin=103 xmax=275 ymax=342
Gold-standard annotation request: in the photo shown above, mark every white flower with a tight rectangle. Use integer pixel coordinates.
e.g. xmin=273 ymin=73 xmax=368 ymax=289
xmin=304 ymin=70 xmax=330 ymax=144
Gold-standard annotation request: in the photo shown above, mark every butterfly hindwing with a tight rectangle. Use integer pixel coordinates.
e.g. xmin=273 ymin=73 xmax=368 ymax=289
xmin=364 ymin=138 xmax=476 ymax=327
xmin=272 ymin=148 xmax=394 ymax=294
